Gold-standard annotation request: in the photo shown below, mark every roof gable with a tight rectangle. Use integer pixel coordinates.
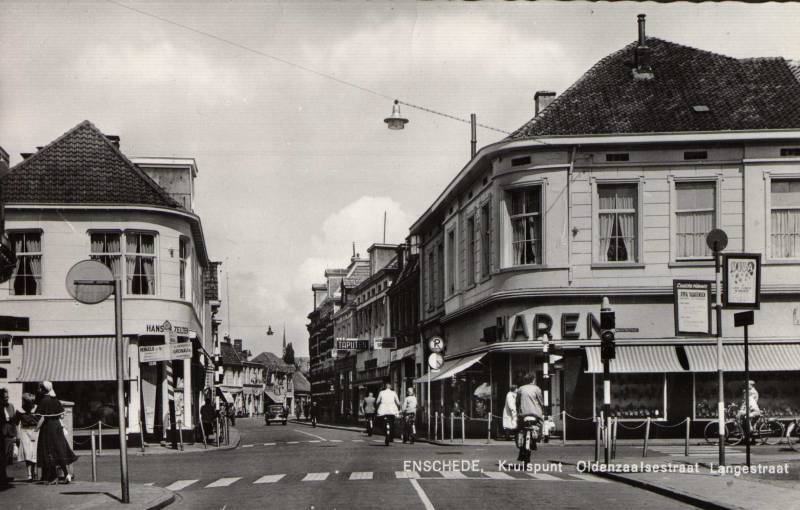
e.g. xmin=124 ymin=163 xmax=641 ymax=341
xmin=510 ymin=38 xmax=800 ymax=139
xmin=251 ymin=351 xmax=294 ymax=372
xmin=5 ymin=120 xmax=183 ymax=208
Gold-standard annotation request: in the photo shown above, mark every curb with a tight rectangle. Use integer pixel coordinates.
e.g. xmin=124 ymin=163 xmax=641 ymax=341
xmin=141 ymin=489 xmax=176 ymax=510
xmin=593 ymin=471 xmax=733 ymax=510
xmin=76 ymin=427 xmax=241 ymax=457
xmin=289 ymin=420 xmax=494 ymax=447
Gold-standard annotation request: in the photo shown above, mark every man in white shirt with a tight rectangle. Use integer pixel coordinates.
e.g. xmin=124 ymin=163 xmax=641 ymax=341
xmin=401 ymin=387 xmax=418 ymax=444
xmin=375 ymin=382 xmax=401 ymax=445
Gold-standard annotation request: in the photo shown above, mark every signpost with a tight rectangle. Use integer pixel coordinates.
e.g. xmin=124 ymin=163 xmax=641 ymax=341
xmin=673 ymin=281 xmax=712 ymax=336
xmin=66 ymin=260 xmax=129 ymax=504
xmin=426 ymin=337 xmax=445 ymax=440
xmin=706 ymin=228 xmax=728 ymax=466
xmin=734 ymin=310 xmax=755 ymax=468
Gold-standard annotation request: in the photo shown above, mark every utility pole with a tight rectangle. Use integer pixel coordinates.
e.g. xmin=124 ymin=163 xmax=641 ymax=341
xmin=706 ymin=229 xmax=728 ymax=466
xmin=600 ymin=297 xmax=616 ymax=465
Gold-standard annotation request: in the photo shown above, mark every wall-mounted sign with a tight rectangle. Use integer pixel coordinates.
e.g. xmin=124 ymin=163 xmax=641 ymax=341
xmin=723 ymin=253 xmax=761 ymax=309
xmin=335 ymin=338 xmax=369 ymax=350
xmin=373 ymin=337 xmax=397 ymax=349
xmin=673 ymin=280 xmax=712 ymax=336
xmin=139 ymin=342 xmax=192 ymax=363
xmin=145 ymin=321 xmax=190 ymax=335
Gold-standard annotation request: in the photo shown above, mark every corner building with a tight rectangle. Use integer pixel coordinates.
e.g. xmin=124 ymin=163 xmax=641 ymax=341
xmin=411 ymin=20 xmax=800 ymax=437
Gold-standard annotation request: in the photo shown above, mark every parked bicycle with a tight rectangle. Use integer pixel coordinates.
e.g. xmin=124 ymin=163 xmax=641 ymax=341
xmin=785 ymin=419 xmax=800 ymax=451
xmin=703 ymin=404 xmax=784 ymax=445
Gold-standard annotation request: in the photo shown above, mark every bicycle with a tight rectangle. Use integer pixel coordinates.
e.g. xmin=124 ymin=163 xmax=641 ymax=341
xmin=364 ymin=413 xmax=375 ymax=436
xmin=703 ymin=404 xmax=784 ymax=445
xmin=514 ymin=416 xmax=541 ymax=465
xmin=785 ymin=419 xmax=800 ymax=451
xmin=402 ymin=413 xmax=416 ymax=444
xmin=382 ymin=414 xmax=396 ymax=446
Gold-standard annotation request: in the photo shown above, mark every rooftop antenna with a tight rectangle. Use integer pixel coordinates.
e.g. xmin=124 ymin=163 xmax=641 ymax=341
xmin=352 ymin=242 xmax=356 ymax=258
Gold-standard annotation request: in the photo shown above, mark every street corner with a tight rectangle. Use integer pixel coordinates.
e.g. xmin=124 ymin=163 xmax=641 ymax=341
xmin=0 ymin=481 xmax=175 ymax=510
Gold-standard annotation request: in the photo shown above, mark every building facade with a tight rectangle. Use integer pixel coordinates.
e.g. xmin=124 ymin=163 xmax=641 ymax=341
xmin=411 ymin=19 xmax=800 ymax=437
xmin=0 ymin=121 xmax=215 ymax=441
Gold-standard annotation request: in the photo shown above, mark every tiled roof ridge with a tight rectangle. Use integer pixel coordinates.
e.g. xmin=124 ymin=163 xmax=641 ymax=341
xmin=9 ymin=120 xmax=184 ymax=210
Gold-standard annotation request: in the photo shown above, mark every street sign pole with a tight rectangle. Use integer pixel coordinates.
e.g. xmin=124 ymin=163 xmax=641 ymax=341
xmin=707 ymin=228 xmax=728 ymax=467
xmin=114 ymin=278 xmax=130 ymax=504
xmin=744 ymin=322 xmax=750 ymax=468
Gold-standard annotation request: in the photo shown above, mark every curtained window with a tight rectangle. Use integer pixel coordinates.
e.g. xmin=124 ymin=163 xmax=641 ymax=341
xmin=676 ymin=182 xmax=716 ymax=259
xmin=466 ymin=215 xmax=476 ymax=286
xmin=598 ymin=184 xmax=638 ymax=262
xmin=771 ymin=179 xmax=800 ymax=258
xmin=179 ymin=238 xmax=189 ymax=299
xmin=126 ymin=233 xmax=156 ymax=295
xmin=0 ymin=336 xmax=10 ymax=358
xmin=509 ymin=187 xmax=542 ymax=265
xmin=9 ymin=231 xmax=42 ymax=295
xmin=446 ymin=230 xmax=456 ymax=296
xmin=90 ymin=232 xmax=122 ymax=278
xmin=480 ymin=202 xmax=491 ymax=277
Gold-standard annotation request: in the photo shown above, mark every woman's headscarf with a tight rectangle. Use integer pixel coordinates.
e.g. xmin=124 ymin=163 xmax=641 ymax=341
xmin=42 ymin=380 xmax=56 ymax=397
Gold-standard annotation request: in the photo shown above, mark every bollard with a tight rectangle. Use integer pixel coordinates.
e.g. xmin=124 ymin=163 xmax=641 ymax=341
xmin=643 ymin=417 xmax=651 ymax=458
xmin=441 ymin=413 xmax=445 ymax=441
xmin=562 ymin=410 xmax=567 ymax=446
xmin=461 ymin=412 xmax=465 ymax=444
xmin=487 ymin=412 xmax=491 ymax=443
xmin=98 ymin=421 xmax=103 ymax=455
xmin=199 ymin=418 xmax=208 ymax=449
xmin=434 ymin=412 xmax=438 ymax=441
xmin=611 ymin=418 xmax=618 ymax=460
xmin=594 ymin=417 xmax=601 ymax=462
xmin=226 ymin=418 xmax=230 ymax=445
xmin=215 ymin=418 xmax=220 ymax=447
xmin=178 ymin=421 xmax=184 ymax=451
xmin=90 ymin=431 xmax=97 ymax=482
xmin=450 ymin=413 xmax=454 ymax=443
xmin=685 ymin=418 xmax=690 ymax=457
xmin=139 ymin=418 xmax=146 ymax=453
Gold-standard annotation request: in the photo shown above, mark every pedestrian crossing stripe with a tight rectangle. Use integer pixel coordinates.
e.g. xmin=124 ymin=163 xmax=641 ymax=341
xmin=254 ymin=474 xmax=285 ymax=484
xmin=352 ymin=439 xmax=364 ymax=442
xmin=205 ymin=477 xmax=241 ymax=488
xmin=158 ymin=471 xmax=609 ymax=490
xmin=242 ymin=444 xmax=254 ymax=448
xmin=287 ymin=441 xmax=299 ymax=444
xmin=308 ymin=440 xmax=322 ymax=443
xmin=329 ymin=439 xmax=343 ymax=442
xmin=263 ymin=442 xmax=275 ymax=446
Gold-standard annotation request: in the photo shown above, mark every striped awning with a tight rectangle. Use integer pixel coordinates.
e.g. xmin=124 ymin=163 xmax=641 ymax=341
xmin=684 ymin=344 xmax=800 ymax=372
xmin=414 ymin=353 xmax=487 ymax=384
xmin=585 ymin=345 xmax=686 ymax=373
xmin=18 ymin=337 xmax=128 ymax=382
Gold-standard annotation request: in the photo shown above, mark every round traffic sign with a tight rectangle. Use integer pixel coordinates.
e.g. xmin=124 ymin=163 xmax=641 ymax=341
xmin=428 ymin=336 xmax=445 ymax=354
xmin=428 ymin=353 xmax=444 ymax=370
xmin=66 ymin=260 xmax=114 ymax=304
xmin=706 ymin=229 xmax=728 ymax=253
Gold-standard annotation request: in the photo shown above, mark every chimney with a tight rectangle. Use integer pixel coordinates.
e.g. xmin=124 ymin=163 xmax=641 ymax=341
xmin=534 ymin=91 xmax=556 ymax=116
xmin=234 ymin=338 xmax=243 ymax=353
xmin=633 ymin=14 xmax=654 ymax=80
xmin=105 ymin=135 xmax=120 ymax=149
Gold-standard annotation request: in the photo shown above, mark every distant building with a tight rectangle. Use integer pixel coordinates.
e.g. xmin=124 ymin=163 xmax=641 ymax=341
xmin=251 ymin=351 xmax=295 ymax=415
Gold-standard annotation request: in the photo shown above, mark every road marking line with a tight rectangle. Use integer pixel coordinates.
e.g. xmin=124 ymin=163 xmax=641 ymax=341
xmin=396 ymin=471 xmax=420 ymax=479
xmin=242 ymin=444 xmax=254 ymax=448
xmin=293 ymin=429 xmax=328 ymax=441
xmin=526 ymin=473 xmax=565 ymax=481
xmin=302 ymin=472 xmax=329 ymax=482
xmin=410 ymin=478 xmax=435 ymax=510
xmin=484 ymin=472 xmax=514 ymax=480
xmin=263 ymin=442 xmax=276 ymax=446
xmin=439 ymin=471 xmax=468 ymax=479
xmin=165 ymin=479 xmax=198 ymax=491
xmin=569 ymin=474 xmax=610 ymax=483
xmin=143 ymin=482 xmax=155 ymax=486
xmin=287 ymin=441 xmax=300 ymax=444
xmin=205 ymin=477 xmax=241 ymax=488
xmin=349 ymin=472 xmax=373 ymax=480
xmin=254 ymin=474 xmax=285 ymax=484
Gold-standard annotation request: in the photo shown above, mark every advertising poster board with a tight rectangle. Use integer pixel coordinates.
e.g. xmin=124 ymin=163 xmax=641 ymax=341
xmin=723 ymin=253 xmax=761 ymax=309
xmin=673 ymin=280 xmax=712 ymax=336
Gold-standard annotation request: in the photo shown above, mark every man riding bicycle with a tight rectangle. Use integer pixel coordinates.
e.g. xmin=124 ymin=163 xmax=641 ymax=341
xmin=738 ymin=380 xmax=761 ymax=439
xmin=360 ymin=392 xmax=377 ymax=436
xmin=401 ymin=387 xmax=418 ymax=444
xmin=375 ymin=382 xmax=401 ymax=446
xmin=516 ymin=372 xmax=544 ymax=465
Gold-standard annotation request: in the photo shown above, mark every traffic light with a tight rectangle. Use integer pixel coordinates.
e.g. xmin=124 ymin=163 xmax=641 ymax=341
xmin=600 ymin=308 xmax=616 ymax=361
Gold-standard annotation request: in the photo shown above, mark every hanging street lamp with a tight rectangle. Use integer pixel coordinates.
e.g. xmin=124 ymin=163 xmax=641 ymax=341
xmin=384 ymin=100 xmax=409 ymax=130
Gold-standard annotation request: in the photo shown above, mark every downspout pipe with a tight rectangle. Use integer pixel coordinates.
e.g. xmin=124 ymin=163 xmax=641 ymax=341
xmin=567 ymin=146 xmax=577 ymax=285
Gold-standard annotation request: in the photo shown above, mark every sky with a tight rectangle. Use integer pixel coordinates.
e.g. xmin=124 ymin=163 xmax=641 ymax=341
xmin=1 ymin=1 xmax=799 ymax=357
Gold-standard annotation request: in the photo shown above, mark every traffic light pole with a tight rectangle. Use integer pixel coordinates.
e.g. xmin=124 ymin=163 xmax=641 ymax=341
xmin=603 ymin=359 xmax=610 ymax=465
xmin=542 ymin=337 xmax=551 ymax=443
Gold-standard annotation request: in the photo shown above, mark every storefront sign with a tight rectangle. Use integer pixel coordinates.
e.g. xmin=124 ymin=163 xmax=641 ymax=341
xmin=138 ymin=342 xmax=192 ymax=363
xmin=145 ymin=320 xmax=190 ymax=335
xmin=390 ymin=345 xmax=416 ymax=363
xmin=723 ymin=254 xmax=761 ymax=309
xmin=673 ymin=280 xmax=712 ymax=336
xmin=493 ymin=312 xmax=633 ymax=342
xmin=373 ymin=337 xmax=397 ymax=349
xmin=335 ymin=338 xmax=369 ymax=350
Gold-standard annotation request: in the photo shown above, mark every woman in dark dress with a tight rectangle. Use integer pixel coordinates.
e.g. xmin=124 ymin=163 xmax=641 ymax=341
xmin=35 ymin=381 xmax=77 ymax=484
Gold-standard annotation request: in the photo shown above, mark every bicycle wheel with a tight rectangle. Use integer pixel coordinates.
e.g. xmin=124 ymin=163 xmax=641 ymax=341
xmin=787 ymin=422 xmax=800 ymax=452
xmin=704 ymin=421 xmax=723 ymax=444
xmin=725 ymin=421 xmax=743 ymax=446
xmin=758 ymin=420 xmax=784 ymax=446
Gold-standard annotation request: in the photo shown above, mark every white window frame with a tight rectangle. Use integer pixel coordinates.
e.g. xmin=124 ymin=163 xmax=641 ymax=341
xmin=445 ymin=226 xmax=457 ymax=297
xmin=465 ymin=214 xmax=476 ymax=287
xmin=670 ymin=177 xmax=721 ymax=261
xmin=89 ymin=230 xmax=159 ymax=296
xmin=8 ymin=230 xmax=43 ymax=296
xmin=0 ymin=336 xmax=10 ymax=359
xmin=591 ymin=178 xmax=644 ymax=265
xmin=501 ymin=182 xmax=546 ymax=268
xmin=765 ymin=172 xmax=800 ymax=261
xmin=179 ymin=237 xmax=190 ymax=300
xmin=480 ymin=199 xmax=492 ymax=279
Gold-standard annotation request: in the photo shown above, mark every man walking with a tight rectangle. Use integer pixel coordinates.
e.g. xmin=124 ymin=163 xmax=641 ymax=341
xmin=375 ymin=382 xmax=400 ymax=446
xmin=360 ymin=392 xmax=376 ymax=436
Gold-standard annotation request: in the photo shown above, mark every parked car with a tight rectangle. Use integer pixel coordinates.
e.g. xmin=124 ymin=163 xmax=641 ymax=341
xmin=265 ymin=404 xmax=288 ymax=425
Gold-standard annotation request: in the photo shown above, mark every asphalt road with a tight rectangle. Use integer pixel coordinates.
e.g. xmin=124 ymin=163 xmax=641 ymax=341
xmin=88 ymin=417 xmax=699 ymax=510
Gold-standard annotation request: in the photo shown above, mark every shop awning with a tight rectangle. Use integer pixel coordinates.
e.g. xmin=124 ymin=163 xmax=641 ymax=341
xmin=18 ymin=337 xmax=128 ymax=382
xmin=585 ymin=345 xmax=686 ymax=373
xmin=684 ymin=344 xmax=800 ymax=372
xmin=264 ymin=390 xmax=285 ymax=404
xmin=414 ymin=353 xmax=486 ymax=384
xmin=217 ymin=388 xmax=233 ymax=404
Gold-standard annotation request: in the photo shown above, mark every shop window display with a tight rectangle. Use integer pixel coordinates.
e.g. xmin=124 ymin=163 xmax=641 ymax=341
xmin=694 ymin=372 xmax=800 ymax=419
xmin=594 ymin=373 xmax=665 ymax=419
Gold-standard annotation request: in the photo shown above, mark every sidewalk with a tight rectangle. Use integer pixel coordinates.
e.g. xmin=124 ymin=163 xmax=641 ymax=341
xmin=0 ymin=481 xmax=174 ymax=510
xmin=77 ymin=426 xmax=241 ymax=457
